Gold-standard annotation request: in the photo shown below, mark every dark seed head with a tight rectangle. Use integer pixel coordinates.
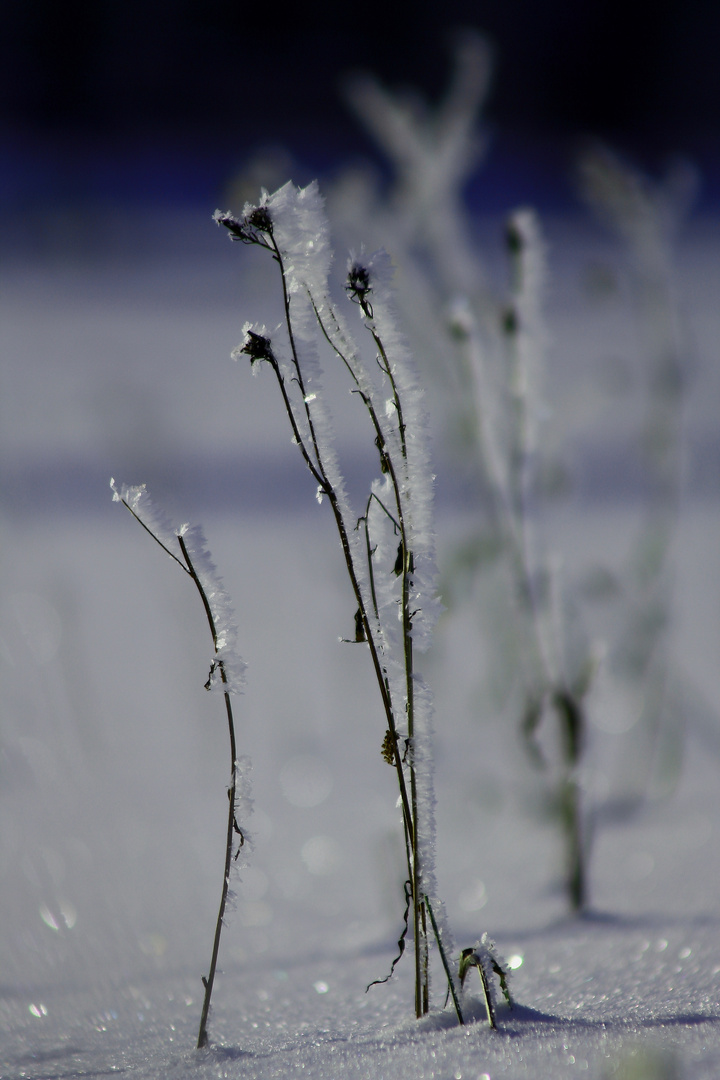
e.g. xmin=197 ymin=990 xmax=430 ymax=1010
xmin=381 ymin=730 xmax=395 ymax=765
xmin=241 ymin=330 xmax=274 ymax=365
xmin=247 ymin=206 xmax=273 ymax=233
xmin=347 ymin=264 xmax=371 ymax=301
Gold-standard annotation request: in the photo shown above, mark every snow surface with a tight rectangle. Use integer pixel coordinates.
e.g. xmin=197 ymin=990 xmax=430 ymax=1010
xmin=1 ymin=208 xmax=720 ymax=1079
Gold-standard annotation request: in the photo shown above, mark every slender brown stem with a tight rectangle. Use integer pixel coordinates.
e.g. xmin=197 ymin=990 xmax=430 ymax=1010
xmin=115 ymin=494 xmax=191 ymax=575
xmin=425 ymin=895 xmax=464 ymax=1026
xmin=197 ymin=682 xmax=237 ymax=1047
xmin=311 ymin=297 xmax=428 ymax=1013
xmin=174 ymin=535 xmax=241 ymax=1050
xmin=266 ymin=247 xmax=417 ymax=854
xmin=478 ymin=965 xmax=497 ymax=1030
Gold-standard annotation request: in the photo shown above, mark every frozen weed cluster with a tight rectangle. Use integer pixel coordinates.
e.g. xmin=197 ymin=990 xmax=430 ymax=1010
xmin=109 ymin=33 xmax=699 ymax=1054
xmin=112 ymin=178 xmax=510 ymax=1044
xmin=577 ymin=145 xmax=697 ymax=810
xmin=214 ymin=180 xmax=464 ymax=1022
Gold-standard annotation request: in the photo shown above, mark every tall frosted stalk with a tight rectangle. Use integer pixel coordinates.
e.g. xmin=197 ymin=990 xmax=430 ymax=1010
xmin=215 ymin=182 xmax=460 ymax=1020
xmin=456 ymin=212 xmax=595 ymax=911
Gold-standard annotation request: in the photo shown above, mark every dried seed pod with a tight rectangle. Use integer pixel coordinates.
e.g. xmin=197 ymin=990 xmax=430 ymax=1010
xmin=381 ymin=730 xmax=395 ymax=765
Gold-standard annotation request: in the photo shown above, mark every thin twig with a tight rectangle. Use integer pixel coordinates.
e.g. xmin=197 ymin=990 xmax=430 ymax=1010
xmin=174 ymin=534 xmax=241 ymax=1050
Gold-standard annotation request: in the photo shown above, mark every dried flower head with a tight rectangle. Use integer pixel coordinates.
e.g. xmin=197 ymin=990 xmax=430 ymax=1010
xmin=240 ymin=328 xmax=275 ymax=365
xmin=346 ymin=263 xmax=373 ymax=315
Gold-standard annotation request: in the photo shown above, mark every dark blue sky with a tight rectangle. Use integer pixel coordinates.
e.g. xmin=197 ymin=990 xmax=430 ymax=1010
xmin=2 ymin=0 xmax=719 ymax=211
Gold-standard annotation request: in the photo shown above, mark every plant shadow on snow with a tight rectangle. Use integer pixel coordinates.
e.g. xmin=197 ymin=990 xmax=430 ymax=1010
xmin=5 ymin=1045 xmax=89 ymax=1070
xmin=575 ymin=910 xmax=720 ymax=932
xmin=499 ymin=1009 xmax=720 ymax=1035
xmin=469 ymin=909 xmax=720 ymax=943
xmin=195 ymin=1045 xmax=262 ymax=1064
xmin=194 ymin=1027 xmax=371 ymax=1067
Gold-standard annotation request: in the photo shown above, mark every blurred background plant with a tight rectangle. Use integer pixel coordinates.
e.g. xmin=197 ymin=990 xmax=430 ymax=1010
xmin=576 ymin=146 xmax=699 ymax=819
xmin=237 ymin=32 xmax=710 ymax=912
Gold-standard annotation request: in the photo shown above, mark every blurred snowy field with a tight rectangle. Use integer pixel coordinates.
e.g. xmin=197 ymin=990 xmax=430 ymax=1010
xmin=1 ymin=206 xmax=720 ymax=1078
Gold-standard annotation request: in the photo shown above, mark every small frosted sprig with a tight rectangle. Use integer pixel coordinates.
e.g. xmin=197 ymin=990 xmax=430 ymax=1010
xmin=458 ymin=934 xmax=513 ymax=1029
xmin=111 ymin=477 xmax=250 ymax=1047
xmin=176 ymin=522 xmax=247 ymax=697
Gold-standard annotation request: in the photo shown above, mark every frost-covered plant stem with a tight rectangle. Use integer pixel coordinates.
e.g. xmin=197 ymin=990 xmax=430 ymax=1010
xmin=579 ymin=146 xmax=693 ymax=801
xmin=425 ymin=895 xmax=463 ymax=1024
xmin=178 ymin=530 xmax=242 ymax=1050
xmin=110 ymin=482 xmax=248 ymax=1049
xmin=215 ymin=184 xmax=458 ymax=1021
xmin=458 ymin=936 xmax=513 ymax=1029
xmin=325 ymin=279 xmax=429 ymax=1014
xmin=461 ymin=213 xmax=592 ymax=911
xmin=504 ymin=215 xmax=590 ymax=912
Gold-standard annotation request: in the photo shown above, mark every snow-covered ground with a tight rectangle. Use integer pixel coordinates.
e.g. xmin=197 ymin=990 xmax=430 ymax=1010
xmin=1 ymin=206 xmax=719 ymax=1078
